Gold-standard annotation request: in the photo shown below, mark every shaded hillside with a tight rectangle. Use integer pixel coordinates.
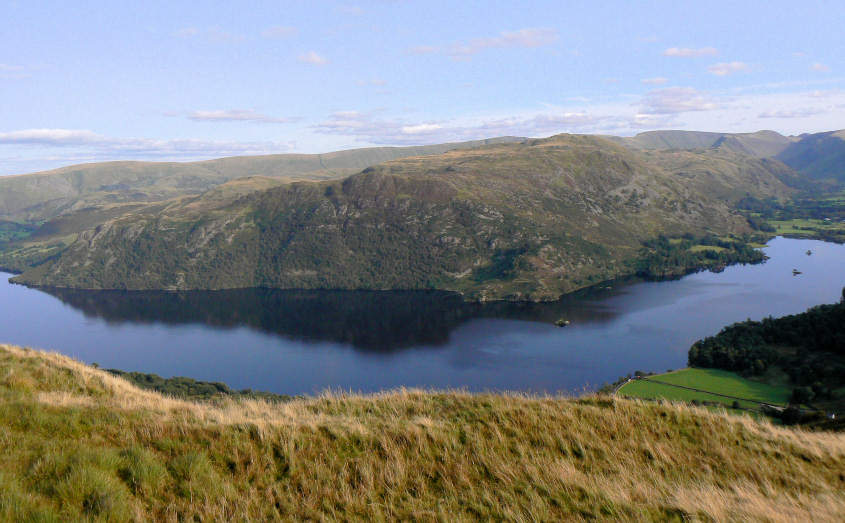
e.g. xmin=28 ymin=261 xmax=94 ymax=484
xmin=1 ymin=344 xmax=844 ymax=521
xmin=776 ymin=130 xmax=845 ymax=182
xmin=13 ymin=134 xmax=796 ymax=300
xmin=0 ymin=137 xmax=525 ymax=220
xmin=611 ymin=130 xmax=796 ymax=157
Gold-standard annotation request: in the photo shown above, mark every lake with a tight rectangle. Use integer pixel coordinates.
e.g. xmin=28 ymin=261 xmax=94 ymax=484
xmin=1 ymin=237 xmax=843 ymax=396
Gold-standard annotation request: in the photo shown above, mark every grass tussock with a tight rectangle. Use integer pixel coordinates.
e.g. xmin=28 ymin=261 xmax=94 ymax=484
xmin=0 ymin=343 xmax=844 ymax=521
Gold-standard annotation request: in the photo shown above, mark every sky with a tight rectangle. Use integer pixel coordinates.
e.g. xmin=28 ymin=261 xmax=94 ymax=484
xmin=1 ymin=0 xmax=844 ymax=175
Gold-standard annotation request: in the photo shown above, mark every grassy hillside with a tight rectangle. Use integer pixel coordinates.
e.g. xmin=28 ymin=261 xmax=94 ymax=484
xmin=10 ymin=134 xmax=798 ymax=300
xmin=0 ymin=344 xmax=843 ymax=521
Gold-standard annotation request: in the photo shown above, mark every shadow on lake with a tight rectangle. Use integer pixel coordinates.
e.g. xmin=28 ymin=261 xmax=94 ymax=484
xmin=35 ymin=281 xmax=631 ymax=352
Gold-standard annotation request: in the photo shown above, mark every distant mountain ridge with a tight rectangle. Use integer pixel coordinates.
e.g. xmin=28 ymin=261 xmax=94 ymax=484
xmin=612 ymin=129 xmax=845 ymax=182
xmin=775 ymin=130 xmax=845 ymax=182
xmin=608 ymin=129 xmax=798 ymax=157
xmin=2 ymin=128 xmax=843 ymax=300
xmin=0 ymin=136 xmax=526 ymax=219
xmin=10 ymin=134 xmax=799 ymax=300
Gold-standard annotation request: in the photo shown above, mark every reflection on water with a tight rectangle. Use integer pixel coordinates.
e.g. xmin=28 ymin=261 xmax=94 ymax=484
xmin=1 ymin=237 xmax=844 ymax=395
xmin=39 ymin=282 xmax=628 ymax=352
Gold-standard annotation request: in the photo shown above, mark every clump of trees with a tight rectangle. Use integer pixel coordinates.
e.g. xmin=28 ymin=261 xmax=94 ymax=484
xmin=106 ymin=369 xmax=291 ymax=402
xmin=634 ymin=234 xmax=765 ymax=278
xmin=688 ymin=289 xmax=845 ymax=404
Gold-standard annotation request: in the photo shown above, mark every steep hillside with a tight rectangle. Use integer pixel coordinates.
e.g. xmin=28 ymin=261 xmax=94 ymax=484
xmin=0 ymin=137 xmax=525 ymax=220
xmin=12 ymin=134 xmax=797 ymax=300
xmin=0 ymin=344 xmax=843 ymax=521
xmin=775 ymin=130 xmax=845 ymax=182
xmin=613 ymin=130 xmax=796 ymax=157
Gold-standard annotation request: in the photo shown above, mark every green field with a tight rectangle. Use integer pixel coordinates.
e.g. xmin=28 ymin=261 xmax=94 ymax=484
xmin=687 ymin=244 xmax=727 ymax=253
xmin=618 ymin=368 xmax=790 ymax=409
xmin=770 ymin=218 xmax=845 ymax=236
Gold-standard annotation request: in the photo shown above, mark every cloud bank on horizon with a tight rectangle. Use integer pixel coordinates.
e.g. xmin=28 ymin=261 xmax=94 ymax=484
xmin=1 ymin=1 xmax=844 ymax=175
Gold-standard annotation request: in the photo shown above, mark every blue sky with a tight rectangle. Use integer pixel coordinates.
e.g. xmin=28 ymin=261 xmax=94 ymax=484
xmin=1 ymin=0 xmax=843 ymax=175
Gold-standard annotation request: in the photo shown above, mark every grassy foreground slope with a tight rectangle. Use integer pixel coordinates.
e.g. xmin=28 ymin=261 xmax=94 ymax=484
xmin=1 ymin=344 xmax=844 ymax=521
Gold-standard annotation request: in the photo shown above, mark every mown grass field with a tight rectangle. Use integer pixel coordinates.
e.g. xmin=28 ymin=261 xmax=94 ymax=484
xmin=618 ymin=368 xmax=791 ymax=409
xmin=1 ymin=345 xmax=843 ymax=521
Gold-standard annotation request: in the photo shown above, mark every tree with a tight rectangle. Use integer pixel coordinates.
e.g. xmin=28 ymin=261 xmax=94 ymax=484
xmin=790 ymin=386 xmax=814 ymax=405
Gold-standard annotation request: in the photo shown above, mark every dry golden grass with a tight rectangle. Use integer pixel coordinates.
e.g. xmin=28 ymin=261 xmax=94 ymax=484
xmin=1 ymin=343 xmax=844 ymax=521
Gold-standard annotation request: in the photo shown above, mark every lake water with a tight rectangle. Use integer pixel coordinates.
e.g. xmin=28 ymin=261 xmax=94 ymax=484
xmin=1 ymin=237 xmax=843 ymax=396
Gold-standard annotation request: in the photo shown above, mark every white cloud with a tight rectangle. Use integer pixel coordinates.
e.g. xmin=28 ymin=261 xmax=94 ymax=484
xmin=707 ymin=61 xmax=750 ymax=76
xmin=662 ymin=46 xmax=718 ymax=58
xmin=812 ymin=62 xmax=830 ymax=72
xmin=262 ymin=26 xmax=298 ymax=39
xmin=298 ymin=51 xmax=329 ymax=66
xmin=640 ymin=87 xmax=720 ymax=114
xmin=642 ymin=77 xmax=669 ymax=85
xmin=181 ymin=109 xmax=294 ymax=123
xmin=401 ymin=124 xmax=443 ymax=135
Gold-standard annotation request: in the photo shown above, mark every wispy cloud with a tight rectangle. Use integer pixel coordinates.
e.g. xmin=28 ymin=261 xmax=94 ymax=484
xmin=809 ymin=89 xmax=839 ymax=98
xmin=759 ymin=109 xmax=822 ymax=119
xmin=662 ymin=46 xmax=718 ymax=58
xmin=0 ymin=63 xmax=31 ymax=80
xmin=642 ymin=77 xmax=669 ymax=85
xmin=812 ymin=62 xmax=830 ymax=72
xmin=178 ymin=109 xmax=295 ymax=123
xmin=314 ymin=109 xmax=605 ymax=144
xmin=356 ymin=78 xmax=387 ymax=86
xmin=405 ymin=46 xmax=440 ymax=55
xmin=628 ymin=113 xmax=677 ymax=129
xmin=0 ymin=128 xmax=295 ymax=160
xmin=448 ymin=28 xmax=558 ymax=61
xmin=174 ymin=26 xmax=244 ymax=43
xmin=408 ymin=28 xmax=557 ymax=62
xmin=639 ymin=87 xmax=720 ymax=114
xmin=174 ymin=27 xmax=199 ymax=38
xmin=261 ymin=26 xmax=298 ymax=39
xmin=298 ymin=51 xmax=329 ymax=66
xmin=337 ymin=6 xmax=364 ymax=16
xmin=0 ymin=129 xmax=105 ymax=145
xmin=707 ymin=61 xmax=750 ymax=76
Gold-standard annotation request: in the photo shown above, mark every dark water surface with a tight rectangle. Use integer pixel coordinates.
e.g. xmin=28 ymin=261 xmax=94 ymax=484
xmin=1 ymin=237 xmax=843 ymax=395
